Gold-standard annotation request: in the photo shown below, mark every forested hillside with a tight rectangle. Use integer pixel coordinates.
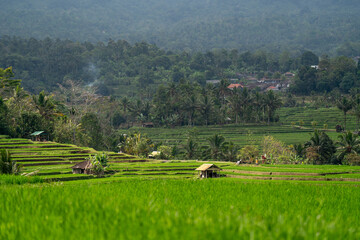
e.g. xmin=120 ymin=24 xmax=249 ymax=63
xmin=2 ymin=0 xmax=360 ymax=54
xmin=1 ymin=37 xmax=358 ymax=96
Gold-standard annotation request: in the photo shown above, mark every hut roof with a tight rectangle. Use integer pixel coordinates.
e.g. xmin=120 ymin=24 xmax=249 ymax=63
xmin=71 ymin=160 xmax=92 ymax=169
xmin=195 ymin=164 xmax=221 ymax=171
xmin=227 ymin=83 xmax=244 ymax=89
xmin=30 ymin=131 xmax=45 ymax=136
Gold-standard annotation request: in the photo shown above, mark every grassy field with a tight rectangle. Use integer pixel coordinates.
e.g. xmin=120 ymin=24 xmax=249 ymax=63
xmin=1 ymin=179 xmax=359 ymax=239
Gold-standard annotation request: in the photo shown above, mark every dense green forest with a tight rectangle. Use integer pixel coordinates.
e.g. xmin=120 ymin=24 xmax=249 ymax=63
xmin=1 ymin=37 xmax=359 ymax=96
xmin=2 ymin=0 xmax=360 ymax=54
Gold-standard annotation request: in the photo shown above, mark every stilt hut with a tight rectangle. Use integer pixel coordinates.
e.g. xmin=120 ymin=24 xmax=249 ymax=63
xmin=30 ymin=131 xmax=48 ymax=141
xmin=196 ymin=164 xmax=222 ymax=178
xmin=71 ymin=160 xmax=93 ymax=174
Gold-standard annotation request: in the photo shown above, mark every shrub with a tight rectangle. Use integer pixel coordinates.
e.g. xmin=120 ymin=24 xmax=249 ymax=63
xmin=87 ymin=152 xmax=109 ymax=176
xmin=261 ymin=136 xmax=294 ymax=164
xmin=90 ymin=159 xmax=105 ymax=176
xmin=238 ymin=145 xmax=259 ymax=163
xmin=343 ymin=153 xmax=360 ymax=166
xmin=157 ymin=145 xmax=173 ymax=160
xmin=94 ymin=152 xmax=109 ymax=167
xmin=0 ymin=149 xmax=21 ymax=174
xmin=118 ymin=133 xmax=153 ymax=157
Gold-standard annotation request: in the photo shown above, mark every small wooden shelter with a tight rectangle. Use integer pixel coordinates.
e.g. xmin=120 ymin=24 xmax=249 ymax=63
xmin=148 ymin=151 xmax=161 ymax=158
xmin=142 ymin=122 xmax=154 ymax=128
xmin=30 ymin=131 xmax=48 ymax=141
xmin=196 ymin=164 xmax=222 ymax=178
xmin=71 ymin=160 xmax=93 ymax=174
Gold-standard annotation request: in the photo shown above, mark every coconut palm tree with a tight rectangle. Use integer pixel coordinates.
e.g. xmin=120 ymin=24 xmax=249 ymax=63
xmin=199 ymin=94 xmax=214 ymax=126
xmin=264 ymin=90 xmax=282 ymax=124
xmin=305 ymin=130 xmax=336 ymax=164
xmin=336 ymin=131 xmax=360 ymax=162
xmin=120 ymin=97 xmax=131 ymax=114
xmin=217 ymin=79 xmax=230 ymax=105
xmin=184 ymin=137 xmax=198 ymax=160
xmin=336 ymin=96 xmax=353 ymax=131
xmin=182 ymin=95 xmax=198 ymax=126
xmin=32 ymin=91 xmax=57 ymax=120
xmin=351 ymin=95 xmax=360 ymax=132
xmin=207 ymin=134 xmax=226 ymax=161
xmin=228 ymin=88 xmax=241 ymax=123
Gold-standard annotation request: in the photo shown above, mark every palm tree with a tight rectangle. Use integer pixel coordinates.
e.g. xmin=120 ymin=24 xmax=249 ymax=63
xmin=182 ymin=95 xmax=198 ymax=126
xmin=199 ymin=94 xmax=213 ymax=126
xmin=336 ymin=131 xmax=360 ymax=162
xmin=253 ymin=92 xmax=265 ymax=122
xmin=336 ymin=96 xmax=353 ymax=131
xmin=351 ymin=95 xmax=360 ymax=132
xmin=240 ymin=87 xmax=252 ymax=122
xmin=32 ymin=91 xmax=57 ymax=120
xmin=120 ymin=97 xmax=131 ymax=114
xmin=185 ymin=137 xmax=198 ymax=159
xmin=264 ymin=90 xmax=282 ymax=124
xmin=305 ymin=130 xmax=336 ymax=164
xmin=228 ymin=88 xmax=241 ymax=123
xmin=120 ymin=97 xmax=132 ymax=127
xmin=222 ymin=142 xmax=239 ymax=162
xmin=217 ymin=79 xmax=230 ymax=105
xmin=207 ymin=134 xmax=226 ymax=161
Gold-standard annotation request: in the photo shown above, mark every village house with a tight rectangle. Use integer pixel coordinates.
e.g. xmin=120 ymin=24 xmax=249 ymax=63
xmin=285 ymin=72 xmax=295 ymax=78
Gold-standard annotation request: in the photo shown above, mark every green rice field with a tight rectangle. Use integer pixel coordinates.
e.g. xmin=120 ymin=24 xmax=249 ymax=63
xmin=1 ymin=114 xmax=360 ymax=240
xmin=1 ymin=179 xmax=359 ymax=239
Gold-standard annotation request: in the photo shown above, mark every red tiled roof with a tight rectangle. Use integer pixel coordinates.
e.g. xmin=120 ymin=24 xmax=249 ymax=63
xmin=227 ymin=83 xmax=244 ymax=89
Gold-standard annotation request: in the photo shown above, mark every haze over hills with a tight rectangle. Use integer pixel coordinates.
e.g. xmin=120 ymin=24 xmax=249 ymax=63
xmin=2 ymin=0 xmax=360 ymax=54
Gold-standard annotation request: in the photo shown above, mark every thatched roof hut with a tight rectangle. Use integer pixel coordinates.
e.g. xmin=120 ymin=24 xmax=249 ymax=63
xmin=195 ymin=164 xmax=222 ymax=178
xmin=71 ymin=160 xmax=93 ymax=174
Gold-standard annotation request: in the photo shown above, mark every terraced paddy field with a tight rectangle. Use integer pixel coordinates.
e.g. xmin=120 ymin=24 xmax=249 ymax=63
xmin=1 ymin=138 xmax=360 ymax=239
xmin=0 ymin=138 xmax=145 ymax=182
xmin=1 ymin=138 xmax=360 ymax=183
xmin=118 ymin=107 xmax=354 ymax=152
xmin=278 ymin=106 xmax=357 ymax=129
xmin=119 ymin=124 xmax=340 ymax=151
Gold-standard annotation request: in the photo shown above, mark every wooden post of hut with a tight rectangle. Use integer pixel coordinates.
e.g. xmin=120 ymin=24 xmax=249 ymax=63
xmin=195 ymin=164 xmax=222 ymax=178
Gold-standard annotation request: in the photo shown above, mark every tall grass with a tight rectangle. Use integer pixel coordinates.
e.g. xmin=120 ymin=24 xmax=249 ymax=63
xmin=0 ymin=179 xmax=359 ymax=239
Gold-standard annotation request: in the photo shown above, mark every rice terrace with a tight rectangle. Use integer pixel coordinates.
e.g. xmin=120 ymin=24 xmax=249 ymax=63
xmin=1 ymin=120 xmax=360 ymax=239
